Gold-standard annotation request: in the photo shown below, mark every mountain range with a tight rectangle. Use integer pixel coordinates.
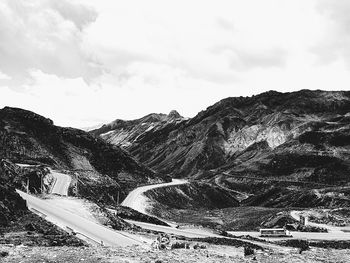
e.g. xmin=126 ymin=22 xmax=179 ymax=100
xmin=91 ymin=90 xmax=350 ymax=180
xmin=91 ymin=90 xmax=350 ymax=208
xmin=2 ymin=89 xmax=350 ymax=227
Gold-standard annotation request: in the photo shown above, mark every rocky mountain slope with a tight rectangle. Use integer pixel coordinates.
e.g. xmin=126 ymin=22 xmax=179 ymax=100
xmin=90 ymin=110 xmax=184 ymax=148
xmin=93 ymin=90 xmax=350 ymax=208
xmin=0 ymin=107 xmax=166 ymax=202
xmin=0 ymin=160 xmax=27 ymax=226
xmin=92 ymin=90 xmax=350 ymax=178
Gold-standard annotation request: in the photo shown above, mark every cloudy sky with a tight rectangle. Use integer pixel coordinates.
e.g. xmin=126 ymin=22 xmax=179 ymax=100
xmin=1 ymin=0 xmax=350 ymax=127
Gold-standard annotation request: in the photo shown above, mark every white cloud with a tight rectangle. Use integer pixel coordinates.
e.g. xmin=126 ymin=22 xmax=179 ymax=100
xmin=1 ymin=0 xmax=350 ymax=127
xmin=0 ymin=71 xmax=10 ymax=80
xmin=312 ymin=0 xmax=350 ymax=66
xmin=0 ymin=0 xmax=101 ymax=86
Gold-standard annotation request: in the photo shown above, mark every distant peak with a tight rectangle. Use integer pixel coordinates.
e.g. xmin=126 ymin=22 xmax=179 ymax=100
xmin=168 ymin=110 xmax=182 ymax=119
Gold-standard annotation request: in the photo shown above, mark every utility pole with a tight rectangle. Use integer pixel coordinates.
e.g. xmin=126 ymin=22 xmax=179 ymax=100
xmin=41 ymin=173 xmax=44 ymax=194
xmin=117 ymin=191 xmax=120 ymax=205
xmin=76 ymin=173 xmax=79 ymax=196
xmin=26 ymin=177 xmax=29 ymax=193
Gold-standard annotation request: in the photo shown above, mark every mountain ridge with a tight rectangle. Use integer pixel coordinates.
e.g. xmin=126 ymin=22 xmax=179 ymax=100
xmin=91 ymin=89 xmax=350 ymax=185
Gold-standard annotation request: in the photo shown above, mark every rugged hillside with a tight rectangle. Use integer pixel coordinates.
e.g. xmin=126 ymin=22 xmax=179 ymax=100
xmin=143 ymin=182 xmax=239 ymax=218
xmin=0 ymin=107 xmax=164 ymax=194
xmin=90 ymin=110 xmax=184 ymax=148
xmin=92 ymin=90 xmax=350 ymax=209
xmin=0 ymin=160 xmax=27 ymax=226
xmin=92 ymin=90 xmax=350 ymax=179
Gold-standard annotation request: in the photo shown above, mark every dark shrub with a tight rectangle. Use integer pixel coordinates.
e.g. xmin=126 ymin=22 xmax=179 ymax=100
xmin=171 ymin=242 xmax=190 ymax=249
xmin=283 ymin=239 xmax=310 ymax=253
xmin=244 ymin=246 xmax=254 ymax=256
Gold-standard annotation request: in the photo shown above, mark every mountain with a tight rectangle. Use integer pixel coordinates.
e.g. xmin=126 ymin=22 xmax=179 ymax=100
xmin=0 ymin=107 xmax=166 ymax=202
xmin=92 ymin=90 xmax=350 ymax=178
xmin=90 ymin=110 xmax=184 ymax=148
xmin=80 ymin=123 xmax=104 ymax=132
xmin=92 ymin=90 xmax=350 ymax=208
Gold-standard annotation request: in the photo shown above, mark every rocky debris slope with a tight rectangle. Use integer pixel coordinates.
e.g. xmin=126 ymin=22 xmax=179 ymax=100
xmin=2 ymin=241 xmax=350 ymax=263
xmin=0 ymin=212 xmax=85 ymax=247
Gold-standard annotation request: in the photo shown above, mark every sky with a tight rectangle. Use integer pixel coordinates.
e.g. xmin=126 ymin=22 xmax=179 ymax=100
xmin=1 ymin=0 xmax=350 ymax=128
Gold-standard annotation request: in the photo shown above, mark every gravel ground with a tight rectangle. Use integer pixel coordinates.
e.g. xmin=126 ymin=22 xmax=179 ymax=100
xmin=1 ymin=244 xmax=350 ymax=263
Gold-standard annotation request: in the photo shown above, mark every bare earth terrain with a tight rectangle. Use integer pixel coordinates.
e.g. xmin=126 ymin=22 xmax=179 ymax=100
xmin=1 ymin=244 xmax=350 ymax=263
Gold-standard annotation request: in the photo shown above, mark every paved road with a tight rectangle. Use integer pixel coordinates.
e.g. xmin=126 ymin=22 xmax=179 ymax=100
xmin=49 ymin=170 xmax=72 ymax=196
xmin=17 ymin=190 xmax=144 ymax=247
xmin=125 ymin=219 xmax=221 ymax=238
xmin=125 ymin=220 xmax=290 ymax=251
xmin=121 ymin=179 xmax=189 ymax=214
xmin=227 ymin=230 xmax=350 ymax=241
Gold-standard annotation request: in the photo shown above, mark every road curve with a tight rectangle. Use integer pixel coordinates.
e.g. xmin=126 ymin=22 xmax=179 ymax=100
xmin=49 ymin=170 xmax=72 ymax=196
xmin=121 ymin=179 xmax=189 ymax=214
xmin=17 ymin=190 xmax=144 ymax=247
xmin=125 ymin=219 xmax=221 ymax=238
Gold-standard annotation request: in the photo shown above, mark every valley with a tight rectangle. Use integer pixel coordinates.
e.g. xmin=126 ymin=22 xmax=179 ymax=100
xmin=1 ymin=90 xmax=350 ymax=262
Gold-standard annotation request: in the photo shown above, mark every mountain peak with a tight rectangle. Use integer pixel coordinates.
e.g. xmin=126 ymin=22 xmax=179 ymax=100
xmin=167 ymin=110 xmax=182 ymax=119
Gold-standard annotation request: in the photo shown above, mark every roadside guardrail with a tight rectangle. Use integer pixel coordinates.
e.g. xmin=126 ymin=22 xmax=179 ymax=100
xmin=30 ymin=207 xmax=47 ymax=218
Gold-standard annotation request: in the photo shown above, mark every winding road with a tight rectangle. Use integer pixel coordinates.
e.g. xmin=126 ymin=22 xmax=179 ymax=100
xmin=18 ymin=171 xmax=218 ymax=247
xmin=18 ymin=170 xmax=144 ymax=247
xmin=121 ymin=179 xmax=189 ymax=214
xmin=20 ymin=168 xmax=349 ymax=249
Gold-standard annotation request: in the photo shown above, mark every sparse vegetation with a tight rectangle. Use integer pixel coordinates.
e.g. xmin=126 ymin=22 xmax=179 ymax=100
xmin=309 ymin=240 xmax=350 ymax=250
xmin=171 ymin=242 xmax=190 ymax=249
xmin=244 ymin=246 xmax=254 ymax=256
xmin=179 ymin=236 xmax=263 ymax=251
xmin=193 ymin=243 xmax=207 ymax=249
xmin=277 ymin=239 xmax=310 ymax=252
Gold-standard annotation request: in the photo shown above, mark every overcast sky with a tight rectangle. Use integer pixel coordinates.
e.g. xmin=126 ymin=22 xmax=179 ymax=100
xmin=1 ymin=0 xmax=350 ymax=127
